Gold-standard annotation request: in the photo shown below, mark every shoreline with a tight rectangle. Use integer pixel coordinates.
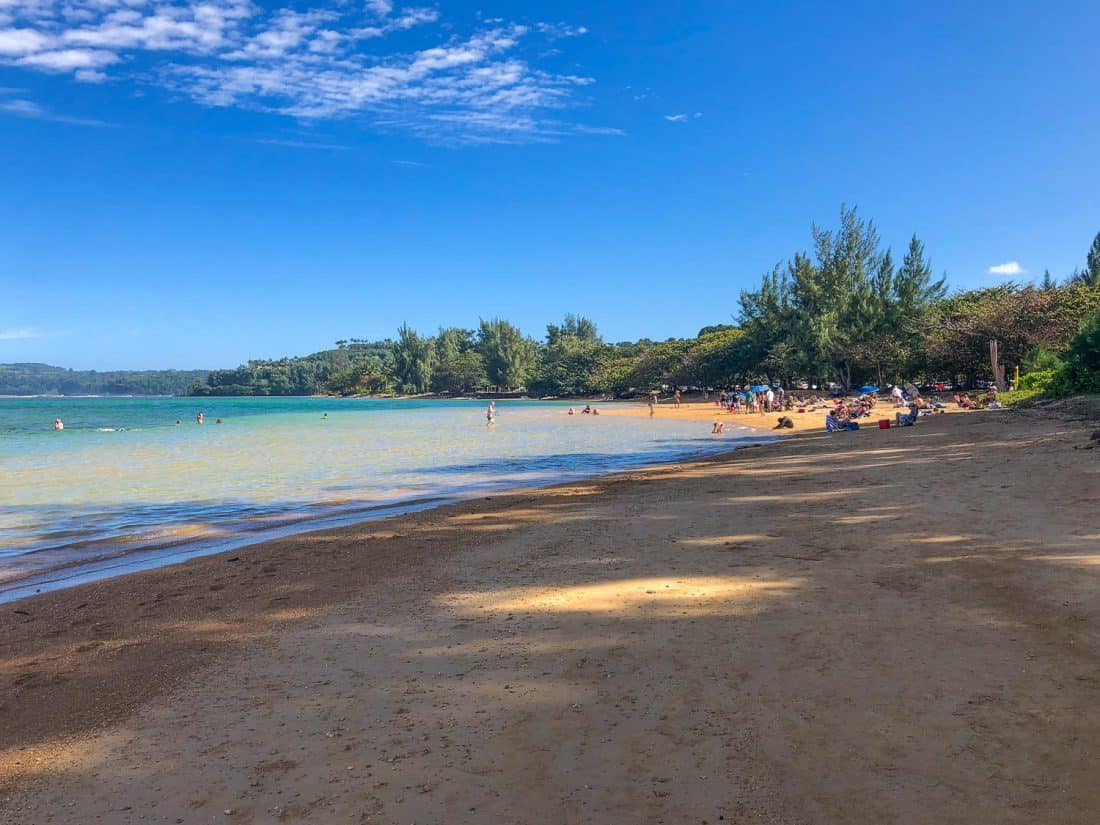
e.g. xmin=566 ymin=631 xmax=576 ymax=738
xmin=5 ymin=409 xmax=1098 ymax=822
xmin=0 ymin=419 xmax=777 ymax=604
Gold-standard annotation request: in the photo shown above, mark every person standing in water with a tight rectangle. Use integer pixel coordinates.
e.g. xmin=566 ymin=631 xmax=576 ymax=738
xmin=53 ymin=418 xmax=64 ymax=431
xmin=486 ymin=400 xmax=496 ymax=424
xmin=196 ymin=412 xmax=204 ymax=425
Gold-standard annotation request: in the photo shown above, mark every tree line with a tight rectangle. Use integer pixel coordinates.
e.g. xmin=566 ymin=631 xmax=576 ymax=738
xmin=0 ymin=363 xmax=208 ymax=396
xmin=188 ymin=208 xmax=1100 ymax=398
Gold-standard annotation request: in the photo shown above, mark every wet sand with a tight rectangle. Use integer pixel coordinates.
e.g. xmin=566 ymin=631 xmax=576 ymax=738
xmin=2 ymin=409 xmax=1099 ymax=823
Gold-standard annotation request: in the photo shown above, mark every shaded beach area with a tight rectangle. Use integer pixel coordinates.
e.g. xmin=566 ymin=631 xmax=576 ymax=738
xmin=2 ymin=409 xmax=1099 ymax=823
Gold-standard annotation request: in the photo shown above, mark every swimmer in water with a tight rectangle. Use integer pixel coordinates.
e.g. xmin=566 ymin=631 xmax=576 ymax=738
xmin=215 ymin=418 xmax=223 ymax=424
xmin=196 ymin=412 xmax=204 ymax=425
xmin=53 ymin=418 xmax=64 ymax=431
xmin=322 ymin=412 xmax=328 ymax=420
xmin=175 ymin=420 xmax=181 ymax=426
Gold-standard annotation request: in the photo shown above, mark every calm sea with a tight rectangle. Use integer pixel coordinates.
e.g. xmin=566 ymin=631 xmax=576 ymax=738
xmin=0 ymin=396 xmax=771 ymax=601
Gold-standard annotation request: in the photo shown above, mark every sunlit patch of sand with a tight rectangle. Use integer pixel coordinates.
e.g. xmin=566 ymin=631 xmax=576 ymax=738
xmin=412 ymin=636 xmax=631 ymax=659
xmin=832 ymin=514 xmax=894 ymax=525
xmin=912 ymin=534 xmax=978 ymax=544
xmin=678 ymin=534 xmax=774 ymax=547
xmin=1023 ymin=554 xmax=1100 ymax=567
xmin=726 ymin=488 xmax=869 ymax=503
xmin=444 ymin=575 xmax=800 ymax=618
xmin=0 ymin=730 xmax=134 ymax=786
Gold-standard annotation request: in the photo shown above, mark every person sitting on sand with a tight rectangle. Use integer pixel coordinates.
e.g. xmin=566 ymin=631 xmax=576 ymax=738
xmin=825 ymin=411 xmax=845 ymax=432
xmin=591 ymin=407 xmax=599 ymax=415
xmin=582 ymin=404 xmax=592 ymax=414
xmin=568 ymin=407 xmax=575 ymax=415
xmin=891 ymin=385 xmax=905 ymax=406
xmin=53 ymin=418 xmax=64 ymax=431
xmin=896 ymin=401 xmax=921 ymax=427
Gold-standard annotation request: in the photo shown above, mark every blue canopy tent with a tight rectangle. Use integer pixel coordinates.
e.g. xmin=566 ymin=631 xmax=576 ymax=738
xmin=749 ymin=384 xmax=770 ymax=392
xmin=857 ymin=385 xmax=880 ymax=395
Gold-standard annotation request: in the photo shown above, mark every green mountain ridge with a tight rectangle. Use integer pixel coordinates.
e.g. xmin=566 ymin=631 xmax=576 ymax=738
xmin=0 ymin=363 xmax=209 ymax=396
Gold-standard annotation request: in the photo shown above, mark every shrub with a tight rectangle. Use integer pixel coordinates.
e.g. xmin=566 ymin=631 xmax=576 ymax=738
xmin=1017 ymin=369 xmax=1056 ymax=392
xmin=1050 ymin=313 xmax=1100 ymax=395
xmin=1021 ymin=345 xmax=1063 ymax=373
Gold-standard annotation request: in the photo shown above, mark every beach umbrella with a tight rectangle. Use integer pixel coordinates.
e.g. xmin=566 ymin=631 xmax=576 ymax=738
xmin=857 ymin=385 xmax=879 ymax=395
xmin=750 ymin=384 xmax=770 ymax=392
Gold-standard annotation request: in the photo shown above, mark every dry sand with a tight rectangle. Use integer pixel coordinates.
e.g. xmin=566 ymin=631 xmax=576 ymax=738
xmin=2 ymin=409 xmax=1099 ymax=824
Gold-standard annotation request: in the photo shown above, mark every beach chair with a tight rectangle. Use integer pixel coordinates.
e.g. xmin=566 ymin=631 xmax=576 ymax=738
xmin=825 ymin=414 xmax=844 ymax=432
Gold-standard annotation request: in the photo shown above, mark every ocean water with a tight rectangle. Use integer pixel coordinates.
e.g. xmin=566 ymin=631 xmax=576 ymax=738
xmin=0 ymin=396 xmax=771 ymax=601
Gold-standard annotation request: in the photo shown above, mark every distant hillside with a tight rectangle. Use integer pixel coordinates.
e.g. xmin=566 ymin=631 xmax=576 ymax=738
xmin=189 ymin=340 xmax=392 ymax=396
xmin=0 ymin=363 xmax=209 ymax=396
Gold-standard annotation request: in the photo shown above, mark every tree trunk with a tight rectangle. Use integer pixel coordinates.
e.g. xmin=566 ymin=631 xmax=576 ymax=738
xmin=989 ymin=340 xmax=1006 ymax=390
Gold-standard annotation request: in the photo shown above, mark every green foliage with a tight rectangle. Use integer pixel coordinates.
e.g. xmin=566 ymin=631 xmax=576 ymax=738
xmin=1085 ymin=232 xmax=1100 ymax=288
xmin=1050 ymin=313 xmax=1100 ymax=395
xmin=530 ymin=315 xmax=614 ymax=396
xmin=390 ymin=324 xmax=435 ymax=394
xmin=431 ymin=350 xmax=488 ymax=394
xmin=1022 ymin=346 xmax=1063 ymax=373
xmin=477 ymin=318 xmax=538 ymax=389
xmin=193 ymin=340 xmax=392 ymax=396
xmin=738 ymin=208 xmax=943 ymax=388
xmin=0 ymin=363 xmax=208 ymax=396
xmin=1017 ymin=369 xmax=1056 ymax=392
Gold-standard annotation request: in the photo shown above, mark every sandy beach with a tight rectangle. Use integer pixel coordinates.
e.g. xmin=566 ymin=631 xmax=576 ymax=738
xmin=2 ymin=408 xmax=1099 ymax=823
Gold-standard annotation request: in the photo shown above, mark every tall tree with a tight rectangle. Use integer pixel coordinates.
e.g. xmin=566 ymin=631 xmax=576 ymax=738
xmin=477 ymin=318 xmax=537 ymax=389
xmin=390 ymin=324 xmax=435 ymax=393
xmin=1085 ymin=231 xmax=1100 ymax=287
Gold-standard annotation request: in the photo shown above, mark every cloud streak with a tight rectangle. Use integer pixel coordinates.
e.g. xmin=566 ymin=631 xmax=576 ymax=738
xmin=0 ymin=96 xmax=109 ymax=125
xmin=0 ymin=2 xmax=599 ymax=142
xmin=0 ymin=327 xmax=42 ymax=340
xmin=988 ymin=261 xmax=1025 ymax=276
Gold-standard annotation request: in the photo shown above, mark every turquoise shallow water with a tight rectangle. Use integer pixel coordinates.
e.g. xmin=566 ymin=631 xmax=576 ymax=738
xmin=0 ymin=396 xmax=772 ymax=600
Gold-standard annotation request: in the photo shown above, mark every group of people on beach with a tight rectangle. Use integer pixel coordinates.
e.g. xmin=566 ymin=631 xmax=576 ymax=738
xmin=715 ymin=387 xmax=790 ymax=414
xmin=567 ymin=404 xmax=600 ymax=416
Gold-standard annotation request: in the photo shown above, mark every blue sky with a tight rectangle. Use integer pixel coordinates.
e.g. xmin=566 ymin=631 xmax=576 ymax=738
xmin=2 ymin=0 xmax=1098 ymax=369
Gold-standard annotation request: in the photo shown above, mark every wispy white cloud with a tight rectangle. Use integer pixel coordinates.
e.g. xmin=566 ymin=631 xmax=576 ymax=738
xmin=257 ymin=137 xmax=349 ymax=150
xmin=0 ymin=327 xmax=42 ymax=340
xmin=391 ymin=159 xmax=426 ymax=167
xmin=664 ymin=113 xmax=687 ymax=122
xmin=988 ymin=261 xmax=1026 ymax=276
xmin=0 ymin=2 xmax=601 ymax=143
xmin=0 ymin=96 xmax=109 ymax=125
